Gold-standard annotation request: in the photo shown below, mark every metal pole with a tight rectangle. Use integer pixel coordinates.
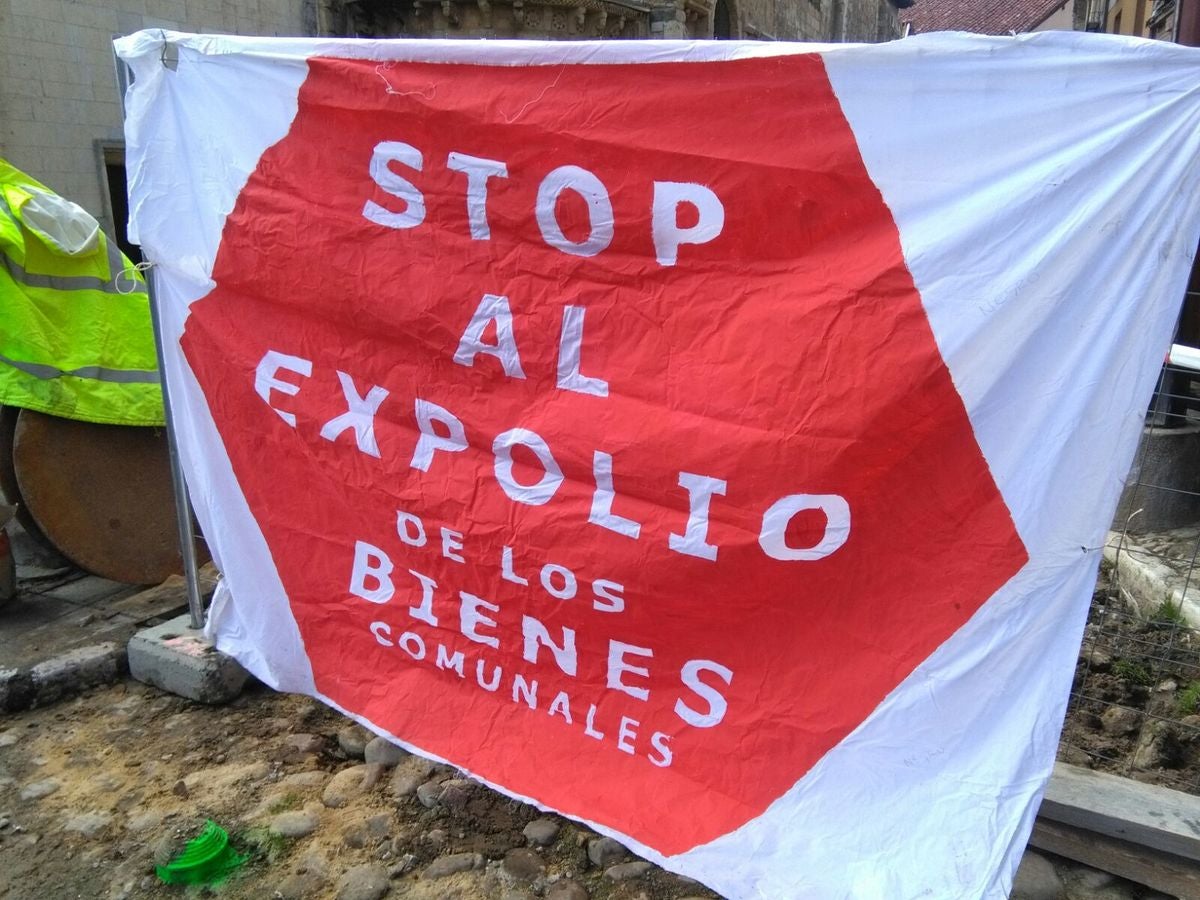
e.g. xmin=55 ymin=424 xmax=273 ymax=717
xmin=144 ymin=264 xmax=206 ymax=630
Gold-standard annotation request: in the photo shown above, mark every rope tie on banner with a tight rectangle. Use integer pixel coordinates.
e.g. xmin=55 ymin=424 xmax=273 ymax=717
xmin=116 ymin=260 xmax=154 ymax=295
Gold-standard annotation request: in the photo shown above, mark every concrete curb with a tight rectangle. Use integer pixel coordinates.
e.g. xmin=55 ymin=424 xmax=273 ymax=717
xmin=1103 ymin=530 xmax=1200 ymax=628
xmin=0 ymin=641 xmax=127 ymax=712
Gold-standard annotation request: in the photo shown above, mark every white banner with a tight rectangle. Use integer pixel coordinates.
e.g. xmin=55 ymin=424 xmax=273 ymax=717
xmin=116 ymin=30 xmax=1200 ymax=898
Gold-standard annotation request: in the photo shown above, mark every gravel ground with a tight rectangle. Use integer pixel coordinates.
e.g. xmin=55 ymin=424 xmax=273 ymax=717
xmin=0 ymin=676 xmax=1178 ymax=900
xmin=0 ymin=679 xmax=721 ymax=900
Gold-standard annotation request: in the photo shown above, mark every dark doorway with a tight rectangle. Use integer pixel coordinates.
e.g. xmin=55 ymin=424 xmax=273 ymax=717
xmin=714 ymin=0 xmax=732 ymax=37
xmin=101 ymin=145 xmax=141 ymax=263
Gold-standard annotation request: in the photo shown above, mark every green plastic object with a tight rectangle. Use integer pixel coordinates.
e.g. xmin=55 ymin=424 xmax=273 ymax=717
xmin=155 ymin=820 xmax=248 ymax=886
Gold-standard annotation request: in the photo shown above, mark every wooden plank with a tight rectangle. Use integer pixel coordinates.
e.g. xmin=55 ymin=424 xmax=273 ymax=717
xmin=1040 ymin=762 xmax=1200 ymax=862
xmin=1030 ymin=819 xmax=1200 ymax=898
xmin=105 ymin=563 xmax=219 ymax=622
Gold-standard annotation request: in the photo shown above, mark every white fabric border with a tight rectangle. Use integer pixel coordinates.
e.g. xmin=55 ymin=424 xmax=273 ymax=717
xmin=116 ymin=30 xmax=1200 ymax=899
xmin=118 ymin=32 xmax=317 ymax=692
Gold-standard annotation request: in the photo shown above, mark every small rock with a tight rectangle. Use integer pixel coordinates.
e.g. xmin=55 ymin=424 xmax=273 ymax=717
xmin=1011 ymin=851 xmax=1065 ymax=900
xmin=1099 ymin=706 xmax=1140 ymax=737
xmin=271 ymin=811 xmax=320 ymax=838
xmin=276 ymin=870 xmax=326 ymax=899
xmin=1084 ymin=646 xmax=1112 ymax=672
xmin=64 ymin=811 xmax=112 ymax=838
xmin=388 ymin=757 xmax=436 ymax=798
xmin=587 ymin=836 xmax=628 ymax=868
xmin=1132 ymin=720 xmax=1179 ymax=770
xmin=503 ymin=848 xmax=545 ymax=881
xmin=426 ymin=828 xmax=448 ymax=849
xmin=336 ymin=864 xmax=390 ymax=900
xmin=295 ymin=849 xmax=331 ymax=877
xmin=1156 ymin=678 xmax=1178 ymax=693
xmin=389 ymin=771 xmax=424 ymax=798
xmin=545 ymin=879 xmax=590 ymax=900
xmin=323 ymin=765 xmax=372 ymax=808
xmin=437 ymin=778 xmax=472 ymax=810
xmin=361 ymin=762 xmax=387 ymax=790
xmin=415 ymin=780 xmax=443 ymax=809
xmin=364 ymin=737 xmax=408 ymax=767
xmin=282 ymin=771 xmax=329 ymax=790
xmin=343 ymin=822 xmax=369 ymax=849
xmin=1057 ymin=745 xmax=1091 ymax=767
xmin=523 ymin=817 xmax=561 ymax=847
xmin=422 ymin=852 xmax=484 ymax=879
xmin=388 ymin=853 xmax=416 ymax=877
xmin=365 ymin=813 xmax=391 ymax=839
xmin=337 ymin=725 xmax=372 ymax=759
xmin=19 ymin=778 xmax=60 ymax=801
xmin=285 ymin=733 xmax=325 ymax=755
xmin=171 ymin=780 xmax=189 ymax=799
xmin=605 ymin=861 xmax=652 ymax=881
xmin=0 ymin=731 xmax=19 ymax=748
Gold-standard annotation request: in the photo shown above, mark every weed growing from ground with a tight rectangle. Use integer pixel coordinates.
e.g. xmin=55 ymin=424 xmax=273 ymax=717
xmin=267 ymin=793 xmax=302 ymax=814
xmin=1151 ymin=597 xmax=1189 ymax=630
xmin=235 ymin=826 xmax=289 ymax=864
xmin=1178 ymin=682 xmax=1200 ymax=716
xmin=1112 ymin=658 xmax=1154 ymax=686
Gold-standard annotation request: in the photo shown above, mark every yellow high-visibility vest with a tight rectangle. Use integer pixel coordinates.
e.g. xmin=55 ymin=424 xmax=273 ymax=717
xmin=0 ymin=159 xmax=163 ymax=426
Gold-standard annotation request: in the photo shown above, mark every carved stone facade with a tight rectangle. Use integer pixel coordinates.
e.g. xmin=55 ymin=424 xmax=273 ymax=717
xmin=335 ymin=0 xmax=899 ymax=41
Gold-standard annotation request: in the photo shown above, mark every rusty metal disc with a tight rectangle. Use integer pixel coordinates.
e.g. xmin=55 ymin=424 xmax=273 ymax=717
xmin=12 ymin=409 xmax=205 ymax=584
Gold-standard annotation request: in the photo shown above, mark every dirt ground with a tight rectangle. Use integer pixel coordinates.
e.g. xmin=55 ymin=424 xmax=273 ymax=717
xmin=0 ymin=680 xmax=721 ymax=900
xmin=1060 ymin=573 xmax=1200 ymax=793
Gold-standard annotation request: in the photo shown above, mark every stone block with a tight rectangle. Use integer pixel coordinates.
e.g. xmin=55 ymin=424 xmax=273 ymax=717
xmin=127 ymin=613 xmax=247 ymax=704
xmin=30 ymin=641 xmax=125 ymax=705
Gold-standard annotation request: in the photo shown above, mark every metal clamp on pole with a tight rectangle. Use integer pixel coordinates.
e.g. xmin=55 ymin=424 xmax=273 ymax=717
xmin=139 ymin=262 xmax=206 ymax=630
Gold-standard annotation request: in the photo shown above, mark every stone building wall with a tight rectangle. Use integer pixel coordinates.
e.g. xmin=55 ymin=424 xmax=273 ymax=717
xmin=342 ymin=0 xmax=648 ymax=39
xmin=733 ymin=0 xmax=828 ymax=39
xmin=0 ymin=0 xmax=311 ymax=247
xmin=343 ymin=0 xmax=898 ymax=41
xmin=0 ymin=0 xmax=899 ymax=252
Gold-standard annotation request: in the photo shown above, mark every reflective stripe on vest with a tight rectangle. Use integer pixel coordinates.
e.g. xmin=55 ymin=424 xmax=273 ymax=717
xmin=0 ymin=351 xmax=160 ymax=385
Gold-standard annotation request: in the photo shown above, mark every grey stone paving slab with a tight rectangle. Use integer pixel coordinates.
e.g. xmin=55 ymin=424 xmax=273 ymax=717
xmin=40 ymin=575 xmax=138 ymax=605
xmin=0 ymin=564 xmax=209 ymax=709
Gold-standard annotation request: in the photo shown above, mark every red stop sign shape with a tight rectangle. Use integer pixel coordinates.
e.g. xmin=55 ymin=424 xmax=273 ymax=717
xmin=182 ymin=54 xmax=1027 ymax=855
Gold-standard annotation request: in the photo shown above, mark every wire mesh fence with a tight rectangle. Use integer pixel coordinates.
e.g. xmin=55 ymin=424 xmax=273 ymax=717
xmin=1062 ymin=356 xmax=1200 ymax=793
